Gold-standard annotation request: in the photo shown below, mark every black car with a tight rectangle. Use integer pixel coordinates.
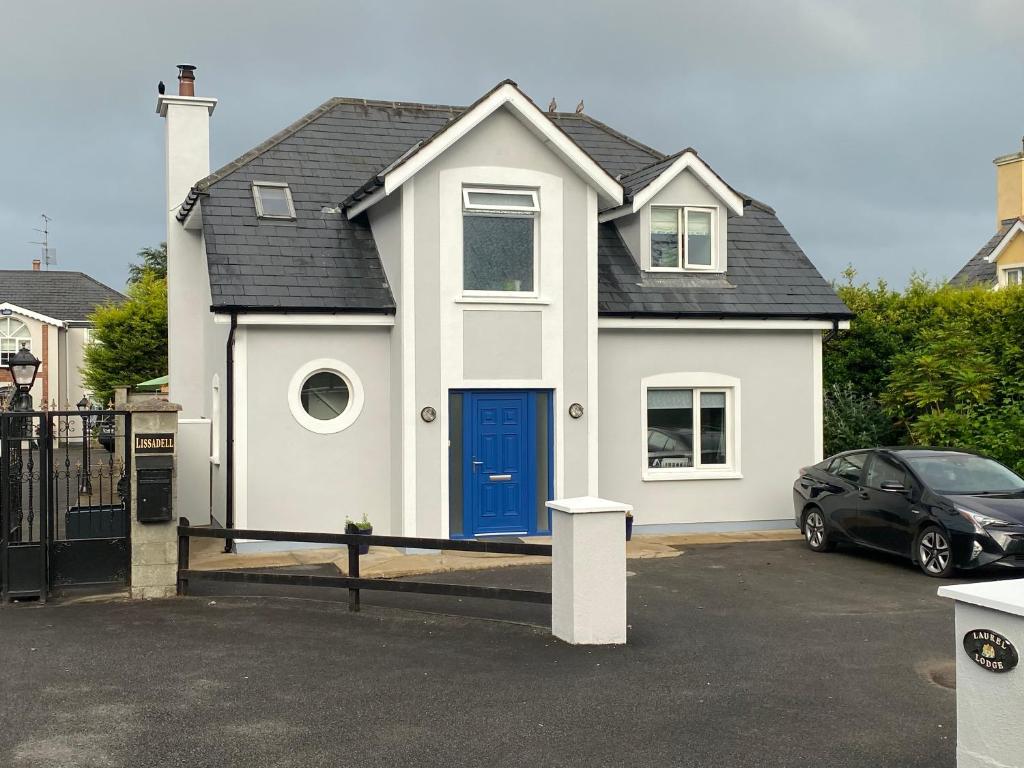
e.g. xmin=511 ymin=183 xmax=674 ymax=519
xmin=793 ymin=448 xmax=1024 ymax=577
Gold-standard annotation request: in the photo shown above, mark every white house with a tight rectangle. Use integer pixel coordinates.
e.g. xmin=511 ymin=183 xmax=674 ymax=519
xmin=157 ymin=66 xmax=850 ymax=546
xmin=0 ymin=264 xmax=123 ymax=408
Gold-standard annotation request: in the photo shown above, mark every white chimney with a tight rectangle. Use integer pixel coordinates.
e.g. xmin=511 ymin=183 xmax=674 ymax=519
xmin=156 ymin=64 xmax=217 ymax=417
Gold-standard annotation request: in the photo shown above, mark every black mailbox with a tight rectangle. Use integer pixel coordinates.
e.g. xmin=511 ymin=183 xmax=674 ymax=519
xmin=136 ymin=455 xmax=172 ymax=523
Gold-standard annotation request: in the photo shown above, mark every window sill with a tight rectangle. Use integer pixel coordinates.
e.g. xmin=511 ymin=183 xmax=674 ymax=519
xmin=455 ymin=296 xmax=550 ymax=306
xmin=642 ymin=469 xmax=742 ymax=482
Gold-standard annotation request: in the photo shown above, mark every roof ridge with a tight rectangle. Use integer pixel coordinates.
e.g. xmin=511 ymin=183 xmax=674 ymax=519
xmin=556 ymin=112 xmax=667 ymax=162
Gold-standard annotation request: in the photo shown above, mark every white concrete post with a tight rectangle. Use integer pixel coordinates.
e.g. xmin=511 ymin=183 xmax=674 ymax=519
xmin=548 ymin=496 xmax=631 ymax=645
xmin=938 ymin=579 xmax=1024 ymax=768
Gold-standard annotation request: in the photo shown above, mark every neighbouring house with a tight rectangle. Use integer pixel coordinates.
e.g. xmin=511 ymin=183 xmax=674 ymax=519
xmin=0 ymin=262 xmax=123 ymax=408
xmin=954 ymin=140 xmax=1024 ymax=287
xmin=157 ymin=65 xmax=850 ymax=545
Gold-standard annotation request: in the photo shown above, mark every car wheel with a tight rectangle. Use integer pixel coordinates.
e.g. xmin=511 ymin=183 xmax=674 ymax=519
xmin=916 ymin=526 xmax=955 ymax=578
xmin=803 ymin=507 xmax=834 ymax=553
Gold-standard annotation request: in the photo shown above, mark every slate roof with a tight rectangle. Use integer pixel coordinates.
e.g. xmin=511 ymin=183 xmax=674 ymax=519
xmin=190 ymin=85 xmax=849 ymax=319
xmin=950 ymin=220 xmax=1018 ymax=286
xmin=0 ymin=270 xmax=123 ymax=323
xmin=599 ymin=203 xmax=850 ymax=318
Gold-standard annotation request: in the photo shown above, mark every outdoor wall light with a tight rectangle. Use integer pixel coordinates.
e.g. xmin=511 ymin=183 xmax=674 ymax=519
xmin=568 ymin=402 xmax=584 ymax=419
xmin=420 ymin=406 xmax=437 ymax=423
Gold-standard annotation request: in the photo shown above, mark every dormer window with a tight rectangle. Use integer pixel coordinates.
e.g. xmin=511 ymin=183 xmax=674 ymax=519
xmin=252 ymin=182 xmax=296 ymax=219
xmin=650 ymin=206 xmax=716 ymax=271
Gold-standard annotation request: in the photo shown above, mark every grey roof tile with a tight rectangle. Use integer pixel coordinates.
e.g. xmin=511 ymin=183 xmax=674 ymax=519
xmin=0 ymin=270 xmax=124 ymax=322
xmin=950 ymin=221 xmax=1017 ymax=286
xmin=194 ymin=88 xmax=845 ymax=318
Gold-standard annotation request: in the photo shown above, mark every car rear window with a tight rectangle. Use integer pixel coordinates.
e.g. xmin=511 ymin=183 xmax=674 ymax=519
xmin=829 ymin=453 xmax=866 ymax=483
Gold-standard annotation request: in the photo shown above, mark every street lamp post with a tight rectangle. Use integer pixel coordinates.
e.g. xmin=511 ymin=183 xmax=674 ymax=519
xmin=5 ymin=345 xmax=40 ymax=538
xmin=76 ymin=395 xmax=93 ymax=496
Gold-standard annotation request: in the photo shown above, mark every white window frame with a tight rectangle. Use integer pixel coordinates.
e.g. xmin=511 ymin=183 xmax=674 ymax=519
xmin=461 ymin=186 xmax=540 ymax=299
xmin=1003 ymin=266 xmax=1024 ymax=286
xmin=252 ymin=181 xmax=296 ymax=220
xmin=287 ymin=358 xmax=365 ymax=435
xmin=640 ymin=372 xmax=741 ymax=481
xmin=648 ymin=205 xmax=718 ymax=272
xmin=0 ymin=317 xmax=31 ymax=366
xmin=210 ymin=374 xmax=221 ymax=466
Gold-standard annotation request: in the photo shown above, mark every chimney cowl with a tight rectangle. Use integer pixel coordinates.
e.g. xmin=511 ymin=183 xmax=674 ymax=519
xmin=31 ymin=259 xmax=41 ymax=271
xmin=177 ymin=64 xmax=197 ymax=97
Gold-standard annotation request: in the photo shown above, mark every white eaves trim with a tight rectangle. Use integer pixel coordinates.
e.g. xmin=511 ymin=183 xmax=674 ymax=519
xmin=346 ymin=186 xmax=387 ymax=220
xmin=362 ymin=83 xmax=623 ymax=211
xmin=0 ymin=303 xmax=65 ymax=328
xmin=599 ymin=318 xmax=850 ymax=331
xmin=600 ymin=151 xmax=746 ymax=223
xmin=984 ymin=219 xmax=1024 ymax=263
xmin=213 ymin=313 xmax=395 ymax=327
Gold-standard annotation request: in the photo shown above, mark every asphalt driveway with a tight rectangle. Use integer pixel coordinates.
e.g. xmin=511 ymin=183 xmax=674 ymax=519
xmin=0 ymin=539 xmax=990 ymax=767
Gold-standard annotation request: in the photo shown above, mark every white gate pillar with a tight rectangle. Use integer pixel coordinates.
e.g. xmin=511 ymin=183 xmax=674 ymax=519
xmin=548 ymin=496 xmax=631 ymax=645
xmin=938 ymin=579 xmax=1024 ymax=768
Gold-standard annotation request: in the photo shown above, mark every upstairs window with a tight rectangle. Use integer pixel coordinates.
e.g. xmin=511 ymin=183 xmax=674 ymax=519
xmin=1005 ymin=267 xmax=1023 ymax=286
xmin=0 ymin=317 xmax=31 ymax=366
xmin=650 ymin=206 xmax=716 ymax=270
xmin=462 ymin=187 xmax=539 ymax=295
xmin=252 ymin=182 xmax=296 ymax=219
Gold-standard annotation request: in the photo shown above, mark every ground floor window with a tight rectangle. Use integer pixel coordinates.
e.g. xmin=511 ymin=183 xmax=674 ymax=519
xmin=642 ymin=373 xmax=739 ymax=480
xmin=287 ymin=358 xmax=364 ymax=434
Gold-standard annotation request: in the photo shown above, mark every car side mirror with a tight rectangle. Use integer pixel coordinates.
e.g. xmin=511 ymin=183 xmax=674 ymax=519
xmin=880 ymin=481 xmax=908 ymax=494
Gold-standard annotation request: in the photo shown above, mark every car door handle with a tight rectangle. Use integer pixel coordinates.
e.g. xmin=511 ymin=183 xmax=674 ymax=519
xmin=858 ymin=491 xmax=870 ymax=500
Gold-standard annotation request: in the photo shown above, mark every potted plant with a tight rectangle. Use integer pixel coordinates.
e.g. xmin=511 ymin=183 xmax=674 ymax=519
xmin=344 ymin=513 xmax=373 ymax=555
xmin=625 ymin=510 xmax=634 ymax=542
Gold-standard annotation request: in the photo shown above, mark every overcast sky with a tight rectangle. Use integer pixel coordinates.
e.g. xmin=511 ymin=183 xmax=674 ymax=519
xmin=1 ymin=1 xmax=1022 ymax=291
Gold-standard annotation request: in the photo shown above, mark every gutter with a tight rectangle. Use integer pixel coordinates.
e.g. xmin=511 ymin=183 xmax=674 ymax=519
xmin=224 ymin=311 xmax=237 ymax=553
xmin=823 ymin=318 xmax=843 ymax=346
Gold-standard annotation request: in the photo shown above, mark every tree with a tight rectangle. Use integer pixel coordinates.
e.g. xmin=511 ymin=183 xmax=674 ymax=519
xmin=82 ymin=270 xmax=167 ymax=404
xmin=127 ymin=242 xmax=167 ymax=285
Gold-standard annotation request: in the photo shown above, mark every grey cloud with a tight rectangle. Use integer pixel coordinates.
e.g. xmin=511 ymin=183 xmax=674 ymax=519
xmin=1 ymin=0 xmax=1022 ymax=290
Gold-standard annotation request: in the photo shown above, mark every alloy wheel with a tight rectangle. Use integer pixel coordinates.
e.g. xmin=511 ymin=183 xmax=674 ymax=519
xmin=919 ymin=530 xmax=951 ymax=575
xmin=805 ymin=510 xmax=825 ymax=549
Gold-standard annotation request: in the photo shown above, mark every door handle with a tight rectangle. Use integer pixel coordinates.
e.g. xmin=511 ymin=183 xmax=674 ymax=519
xmin=471 ymin=459 xmax=483 ymax=474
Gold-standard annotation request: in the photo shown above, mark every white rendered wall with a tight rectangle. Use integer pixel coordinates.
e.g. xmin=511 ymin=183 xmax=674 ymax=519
xmin=410 ymin=108 xmax=596 ymax=537
xmin=598 ymin=328 xmax=819 ymax=528
xmin=241 ymin=326 xmax=392 ymax=535
xmin=160 ymin=96 xmax=215 ymax=417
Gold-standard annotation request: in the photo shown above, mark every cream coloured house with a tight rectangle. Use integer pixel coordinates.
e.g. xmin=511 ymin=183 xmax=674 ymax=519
xmin=0 ymin=266 xmax=123 ymax=407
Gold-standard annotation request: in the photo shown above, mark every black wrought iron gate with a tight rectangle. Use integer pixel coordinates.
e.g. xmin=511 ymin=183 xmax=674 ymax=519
xmin=0 ymin=409 xmax=131 ymax=601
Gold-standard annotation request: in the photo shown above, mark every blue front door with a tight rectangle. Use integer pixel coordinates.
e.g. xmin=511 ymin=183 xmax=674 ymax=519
xmin=465 ymin=391 xmax=533 ymax=536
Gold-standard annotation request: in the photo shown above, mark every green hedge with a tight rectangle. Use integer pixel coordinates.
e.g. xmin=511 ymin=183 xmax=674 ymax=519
xmin=825 ymin=271 xmax=1024 ymax=473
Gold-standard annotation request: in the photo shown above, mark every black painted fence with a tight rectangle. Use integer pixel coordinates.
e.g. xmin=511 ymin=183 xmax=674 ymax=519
xmin=176 ymin=519 xmax=553 ymax=611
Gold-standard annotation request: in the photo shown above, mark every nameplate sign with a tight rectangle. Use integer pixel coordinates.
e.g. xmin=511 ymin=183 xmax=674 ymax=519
xmin=963 ymin=629 xmax=1018 ymax=673
xmin=135 ymin=433 xmax=175 ymax=454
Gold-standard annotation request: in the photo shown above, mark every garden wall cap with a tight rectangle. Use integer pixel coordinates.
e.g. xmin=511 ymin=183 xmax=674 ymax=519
xmin=547 ymin=496 xmax=633 ymax=514
xmin=938 ymin=579 xmax=1024 ymax=619
xmin=123 ymin=398 xmax=182 ymax=413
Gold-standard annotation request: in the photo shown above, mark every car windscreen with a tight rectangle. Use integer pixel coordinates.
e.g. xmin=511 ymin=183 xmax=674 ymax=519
xmin=904 ymin=454 xmax=1024 ymax=495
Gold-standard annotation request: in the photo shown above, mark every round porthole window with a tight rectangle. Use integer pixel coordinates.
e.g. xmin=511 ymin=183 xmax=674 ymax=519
xmin=288 ymin=359 xmax=364 ymax=434
xmin=301 ymin=371 xmax=350 ymax=420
